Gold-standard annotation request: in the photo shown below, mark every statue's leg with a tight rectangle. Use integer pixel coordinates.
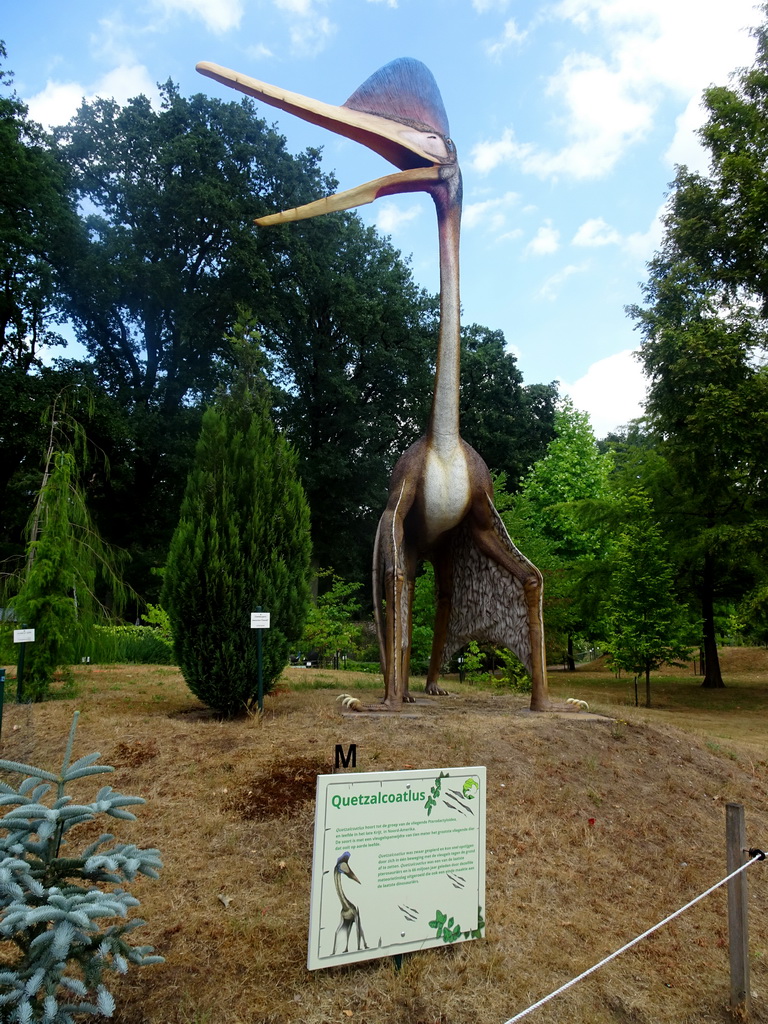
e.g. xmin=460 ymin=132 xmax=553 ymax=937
xmin=373 ymin=460 xmax=422 ymax=710
xmin=425 ymin=544 xmax=453 ymax=696
xmin=382 ymin=564 xmax=406 ymax=709
xmin=469 ymin=517 xmax=549 ymax=711
xmin=401 ymin=575 xmax=416 ymax=703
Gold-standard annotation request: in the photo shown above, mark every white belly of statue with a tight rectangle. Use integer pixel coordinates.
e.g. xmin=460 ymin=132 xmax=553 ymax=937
xmin=423 ymin=447 xmax=471 ymax=545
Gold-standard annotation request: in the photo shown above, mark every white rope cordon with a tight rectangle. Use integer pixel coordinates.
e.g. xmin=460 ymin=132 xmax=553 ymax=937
xmin=503 ymin=852 xmax=764 ymax=1024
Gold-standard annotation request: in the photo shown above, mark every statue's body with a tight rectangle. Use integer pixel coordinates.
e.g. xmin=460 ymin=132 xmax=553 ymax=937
xmin=197 ymin=57 xmax=549 ymax=712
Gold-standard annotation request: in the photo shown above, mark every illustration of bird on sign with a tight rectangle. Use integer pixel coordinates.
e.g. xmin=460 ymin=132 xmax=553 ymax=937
xmin=332 ymin=852 xmax=368 ymax=956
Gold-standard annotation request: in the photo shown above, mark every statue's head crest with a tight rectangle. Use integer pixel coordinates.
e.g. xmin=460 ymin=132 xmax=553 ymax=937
xmin=344 ymin=57 xmax=450 ymax=137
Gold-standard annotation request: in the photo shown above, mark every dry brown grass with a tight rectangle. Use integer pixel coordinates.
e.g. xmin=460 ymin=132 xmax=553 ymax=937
xmin=1 ymin=659 xmax=768 ymax=1024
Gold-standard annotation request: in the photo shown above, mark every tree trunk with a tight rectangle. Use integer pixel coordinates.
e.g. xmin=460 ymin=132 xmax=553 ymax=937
xmin=701 ymin=552 xmax=724 ymax=688
xmin=645 ymin=662 xmax=652 ymax=708
xmin=566 ymin=634 xmax=576 ymax=672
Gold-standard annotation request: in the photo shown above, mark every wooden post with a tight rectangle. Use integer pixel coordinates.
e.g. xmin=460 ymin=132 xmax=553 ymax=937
xmin=726 ymin=802 xmax=751 ymax=1018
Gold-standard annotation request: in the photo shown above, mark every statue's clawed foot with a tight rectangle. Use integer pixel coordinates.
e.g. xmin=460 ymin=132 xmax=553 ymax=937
xmin=425 ymin=682 xmax=449 ymax=696
xmin=403 ymin=691 xmax=416 ymax=704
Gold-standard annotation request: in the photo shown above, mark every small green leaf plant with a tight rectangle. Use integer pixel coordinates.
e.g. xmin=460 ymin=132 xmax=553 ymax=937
xmin=424 ymin=771 xmax=449 ymax=817
xmin=428 ymin=906 xmax=485 ymax=943
xmin=0 ymin=712 xmax=163 ymax=1022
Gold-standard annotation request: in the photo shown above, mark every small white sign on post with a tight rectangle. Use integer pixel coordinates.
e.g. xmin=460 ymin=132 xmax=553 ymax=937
xmin=308 ymin=766 xmax=486 ymax=970
xmin=250 ymin=612 xmax=270 ymax=629
xmin=13 ymin=629 xmax=35 ymax=644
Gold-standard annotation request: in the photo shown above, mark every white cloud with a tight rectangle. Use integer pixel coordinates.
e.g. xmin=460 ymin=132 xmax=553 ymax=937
xmin=274 ymin=0 xmax=313 ymax=13
xmin=366 ymin=0 xmax=397 ymax=6
xmin=474 ymin=0 xmax=758 ymax=181
xmin=560 ymin=349 xmax=647 ymax=437
xmin=273 ymin=0 xmax=336 ymax=55
xmin=623 ymin=200 xmax=666 ymax=261
xmin=526 ymin=220 xmax=560 ymax=256
xmin=572 ymin=217 xmax=621 ymax=247
xmin=470 ymin=128 xmax=519 ymax=175
xmin=664 ymin=94 xmax=710 ymax=174
xmin=472 ymin=0 xmax=510 ymax=10
xmin=463 ymin=191 xmax=519 ymax=231
xmin=91 ymin=14 xmax=141 ymax=66
xmin=26 ymin=65 xmax=160 ymax=128
xmin=537 ymin=263 xmax=585 ymax=300
xmin=246 ymin=43 xmax=275 ymax=61
xmin=374 ymin=202 xmax=423 ymax=234
xmin=485 ymin=18 xmax=527 ymax=59
xmin=153 ymin=0 xmax=244 ymax=33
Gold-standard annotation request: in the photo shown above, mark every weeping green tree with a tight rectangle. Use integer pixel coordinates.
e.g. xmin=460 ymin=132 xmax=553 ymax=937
xmin=163 ymin=333 xmax=311 ymax=716
xmin=9 ymin=390 xmax=128 ymax=700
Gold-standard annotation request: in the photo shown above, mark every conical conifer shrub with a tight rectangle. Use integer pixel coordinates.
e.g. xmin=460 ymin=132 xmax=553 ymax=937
xmin=163 ymin=361 xmax=311 ymax=716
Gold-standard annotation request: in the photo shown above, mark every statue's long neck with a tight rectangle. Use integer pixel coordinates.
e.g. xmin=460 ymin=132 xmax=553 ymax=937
xmin=427 ymin=183 xmax=462 ymax=458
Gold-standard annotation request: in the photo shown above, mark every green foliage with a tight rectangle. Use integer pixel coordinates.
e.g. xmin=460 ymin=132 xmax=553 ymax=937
xmin=504 ymin=398 xmax=613 ymax=663
xmin=140 ymin=603 xmax=173 ymax=645
xmin=410 ymin=564 xmax=437 ymax=674
xmin=0 ymin=622 xmax=14 ymax=665
xmin=11 ymin=454 xmax=81 ymax=699
xmin=459 ymin=325 xmax=557 ymax=490
xmin=512 ymin=398 xmax=612 ymax=556
xmin=457 ymin=640 xmax=531 ymax=691
xmin=163 ymin=331 xmax=312 ymax=715
xmin=491 ymin=648 xmax=532 ymax=693
xmin=461 ymin=640 xmax=486 ymax=682
xmin=53 ymin=83 xmax=329 ymax=407
xmin=0 ymin=43 xmax=79 ymax=371
xmin=734 ymin=584 xmax=768 ymax=646
xmin=0 ymin=712 xmax=163 ymax=1022
xmin=8 ymin=390 xmax=128 ymax=701
xmin=605 ymin=494 xmax=696 ymax=707
xmin=82 ymin=625 xmax=174 ymax=666
xmin=301 ymin=572 xmax=362 ymax=659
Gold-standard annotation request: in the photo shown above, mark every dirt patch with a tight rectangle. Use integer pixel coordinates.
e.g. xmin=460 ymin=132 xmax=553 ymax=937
xmin=224 ymin=755 xmax=331 ymax=821
xmin=111 ymin=738 xmax=160 ymax=768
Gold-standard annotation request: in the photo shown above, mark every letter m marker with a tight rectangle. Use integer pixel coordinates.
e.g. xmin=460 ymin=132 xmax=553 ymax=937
xmin=335 ymin=743 xmax=357 ymax=769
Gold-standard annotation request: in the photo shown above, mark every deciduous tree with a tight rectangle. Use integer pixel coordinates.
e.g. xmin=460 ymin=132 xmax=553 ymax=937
xmin=503 ymin=398 xmax=612 ymax=667
xmin=630 ymin=226 xmax=768 ymax=689
xmin=0 ymin=43 xmax=78 ymax=370
xmin=301 ymin=570 xmax=363 ymax=663
xmin=605 ymin=493 xmax=695 ymax=707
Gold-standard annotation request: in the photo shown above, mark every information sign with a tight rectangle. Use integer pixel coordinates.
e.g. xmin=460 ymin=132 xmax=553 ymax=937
xmin=13 ymin=629 xmax=35 ymax=643
xmin=250 ymin=612 xmax=271 ymax=629
xmin=308 ymin=766 xmax=485 ymax=970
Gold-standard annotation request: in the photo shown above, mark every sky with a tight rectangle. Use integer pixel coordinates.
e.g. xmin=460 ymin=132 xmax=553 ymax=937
xmin=3 ymin=0 xmax=762 ymax=437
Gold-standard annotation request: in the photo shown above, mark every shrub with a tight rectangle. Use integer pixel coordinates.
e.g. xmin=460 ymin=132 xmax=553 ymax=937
xmin=163 ymin=350 xmax=311 ymax=717
xmin=491 ymin=648 xmax=532 ymax=693
xmin=0 ymin=712 xmax=163 ymax=1021
xmin=80 ymin=626 xmax=175 ymax=666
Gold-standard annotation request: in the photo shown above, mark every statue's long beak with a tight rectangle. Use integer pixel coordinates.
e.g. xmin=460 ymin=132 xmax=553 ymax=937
xmin=196 ymin=61 xmax=446 ymax=226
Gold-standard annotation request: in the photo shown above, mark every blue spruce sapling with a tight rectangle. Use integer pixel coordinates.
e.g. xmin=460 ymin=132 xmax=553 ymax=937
xmin=0 ymin=712 xmax=163 ymax=1021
